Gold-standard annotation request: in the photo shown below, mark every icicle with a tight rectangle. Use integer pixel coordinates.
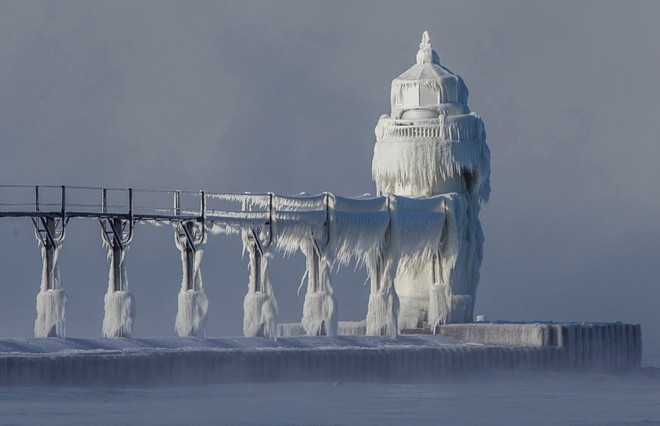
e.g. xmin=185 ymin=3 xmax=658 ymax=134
xmin=428 ymin=282 xmax=450 ymax=330
xmin=365 ymin=250 xmax=399 ymax=338
xmin=330 ymin=195 xmax=390 ymax=268
xmin=372 ymin=129 xmax=490 ymax=202
xmin=103 ymin=290 xmax=135 ymax=338
xmin=395 ymin=195 xmax=446 ymax=270
xmin=174 ymin=223 xmax=208 ymax=338
xmin=364 ymin=196 xmax=400 ymax=338
xmin=435 ymin=193 xmax=482 ymax=324
xmin=176 ymin=289 xmax=208 ymax=337
xmin=102 ymin=248 xmax=136 ymax=337
xmin=299 ymin=237 xmax=337 ymax=336
xmin=101 ymin=246 xmax=136 ymax=338
xmin=34 ymin=241 xmax=67 ymax=338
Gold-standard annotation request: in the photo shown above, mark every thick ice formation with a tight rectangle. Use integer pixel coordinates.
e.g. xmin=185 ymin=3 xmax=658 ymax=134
xmin=103 ymin=290 xmax=135 ymax=338
xmin=132 ymin=106 xmax=485 ymax=339
xmin=101 ymin=239 xmax=136 ymax=338
xmin=242 ymin=240 xmax=279 ymax=339
xmin=283 ymin=195 xmax=337 ymax=336
xmin=372 ymin=31 xmax=490 ymax=328
xmin=300 ymin=237 xmax=337 ymax=336
xmin=34 ymin=240 xmax=67 ymax=338
xmin=241 ymin=197 xmax=279 ymax=339
xmin=331 ymin=196 xmax=396 ymax=337
xmin=365 ymin=248 xmax=399 ymax=338
xmin=206 ymin=192 xmax=469 ymax=338
xmin=174 ymin=223 xmax=208 ymax=337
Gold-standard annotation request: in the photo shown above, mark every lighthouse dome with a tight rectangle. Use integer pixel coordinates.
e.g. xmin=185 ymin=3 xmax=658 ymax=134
xmin=390 ymin=32 xmax=470 ymax=119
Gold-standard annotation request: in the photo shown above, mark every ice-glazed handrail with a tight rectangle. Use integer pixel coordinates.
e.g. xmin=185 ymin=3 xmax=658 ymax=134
xmin=0 ymin=185 xmax=454 ymax=255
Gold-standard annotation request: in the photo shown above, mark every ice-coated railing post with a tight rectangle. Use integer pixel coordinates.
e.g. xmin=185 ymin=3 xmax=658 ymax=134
xmin=249 ymin=230 xmax=262 ymax=293
xmin=428 ymin=197 xmax=451 ymax=331
xmin=32 ymin=185 xmax=68 ymax=338
xmin=61 ymin=185 xmax=66 ymax=219
xmin=99 ymin=188 xmax=136 ymax=338
xmin=173 ymin=190 xmax=208 ymax=338
xmin=300 ymin=192 xmax=337 ymax=337
xmin=242 ymin=196 xmax=278 ymax=339
xmin=365 ymin=195 xmax=399 ymax=338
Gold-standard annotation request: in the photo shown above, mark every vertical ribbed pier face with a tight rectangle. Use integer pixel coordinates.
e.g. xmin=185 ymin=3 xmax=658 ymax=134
xmin=371 ymin=32 xmax=490 ymax=329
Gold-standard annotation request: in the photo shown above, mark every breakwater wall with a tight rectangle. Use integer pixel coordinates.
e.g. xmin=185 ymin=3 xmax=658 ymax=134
xmin=0 ymin=322 xmax=642 ymax=386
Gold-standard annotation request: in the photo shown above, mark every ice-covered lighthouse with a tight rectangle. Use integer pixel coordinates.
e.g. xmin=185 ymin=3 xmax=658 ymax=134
xmin=372 ymin=32 xmax=491 ymax=329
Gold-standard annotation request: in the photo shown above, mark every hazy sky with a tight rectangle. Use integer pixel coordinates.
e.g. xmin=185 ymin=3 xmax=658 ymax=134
xmin=1 ymin=1 xmax=659 ymax=360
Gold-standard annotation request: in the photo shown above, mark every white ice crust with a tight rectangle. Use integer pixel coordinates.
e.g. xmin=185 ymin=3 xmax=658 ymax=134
xmin=34 ymin=240 xmax=67 ymax=338
xmin=242 ymin=248 xmax=279 ymax=339
xmin=101 ymin=240 xmax=136 ymax=338
xmin=372 ymin=31 xmax=490 ymax=329
xmin=48 ymin=31 xmax=490 ymax=340
xmin=174 ymin=224 xmax=208 ymax=338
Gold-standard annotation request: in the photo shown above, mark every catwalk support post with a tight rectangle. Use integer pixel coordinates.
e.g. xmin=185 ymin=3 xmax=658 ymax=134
xmin=173 ymin=191 xmax=208 ymax=337
xmin=242 ymin=194 xmax=278 ymax=339
xmin=99 ymin=188 xmax=136 ymax=338
xmin=32 ymin=185 xmax=68 ymax=338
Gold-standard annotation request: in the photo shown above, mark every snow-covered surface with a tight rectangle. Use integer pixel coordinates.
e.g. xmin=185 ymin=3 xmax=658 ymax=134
xmin=0 ymin=334 xmax=462 ymax=355
xmin=279 ymin=321 xmax=367 ymax=337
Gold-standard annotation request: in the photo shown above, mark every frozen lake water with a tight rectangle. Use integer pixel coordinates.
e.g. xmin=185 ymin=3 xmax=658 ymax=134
xmin=2 ymin=368 xmax=659 ymax=425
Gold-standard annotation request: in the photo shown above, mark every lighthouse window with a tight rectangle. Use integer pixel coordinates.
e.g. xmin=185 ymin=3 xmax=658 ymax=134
xmin=420 ymin=87 xmax=437 ymax=106
xmin=402 ymin=86 xmax=418 ymax=106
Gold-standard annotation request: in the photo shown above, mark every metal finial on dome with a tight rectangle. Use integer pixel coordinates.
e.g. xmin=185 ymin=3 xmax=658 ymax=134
xmin=416 ymin=31 xmax=439 ymax=65
xmin=421 ymin=31 xmax=431 ymax=48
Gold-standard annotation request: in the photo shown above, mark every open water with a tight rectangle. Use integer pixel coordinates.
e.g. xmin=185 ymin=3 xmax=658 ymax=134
xmin=1 ymin=367 xmax=659 ymax=425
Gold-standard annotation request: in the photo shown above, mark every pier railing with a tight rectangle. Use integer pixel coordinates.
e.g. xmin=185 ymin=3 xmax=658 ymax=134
xmin=2 ymin=184 xmax=454 ymax=340
xmin=0 ymin=185 xmax=270 ymax=223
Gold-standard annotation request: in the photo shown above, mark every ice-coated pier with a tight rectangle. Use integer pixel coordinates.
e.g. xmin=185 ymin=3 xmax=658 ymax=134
xmin=0 ymin=322 xmax=641 ymax=386
xmin=0 ymin=32 xmax=645 ymax=386
xmin=282 ymin=321 xmax=643 ymax=370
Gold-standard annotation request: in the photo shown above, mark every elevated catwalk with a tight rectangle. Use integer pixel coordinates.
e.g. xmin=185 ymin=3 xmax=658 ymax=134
xmin=0 ymin=322 xmax=641 ymax=386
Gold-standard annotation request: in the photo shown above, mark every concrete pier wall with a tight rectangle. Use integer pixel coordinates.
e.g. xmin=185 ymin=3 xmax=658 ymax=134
xmin=432 ymin=323 xmax=642 ymax=370
xmin=0 ymin=322 xmax=643 ymax=386
xmin=0 ymin=343 xmax=559 ymax=387
xmin=280 ymin=321 xmax=643 ymax=371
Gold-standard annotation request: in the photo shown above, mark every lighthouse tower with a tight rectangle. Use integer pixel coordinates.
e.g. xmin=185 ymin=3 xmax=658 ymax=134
xmin=372 ymin=32 xmax=490 ymax=329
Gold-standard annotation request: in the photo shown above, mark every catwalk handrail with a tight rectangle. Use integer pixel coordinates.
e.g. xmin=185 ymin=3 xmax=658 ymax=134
xmin=0 ymin=185 xmax=276 ymax=224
